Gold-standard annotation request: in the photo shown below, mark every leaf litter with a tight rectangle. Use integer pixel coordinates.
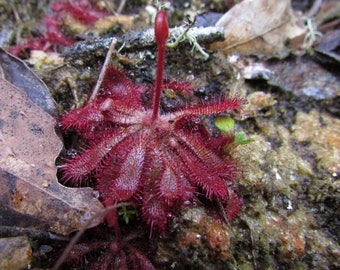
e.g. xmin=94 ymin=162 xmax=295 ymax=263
xmin=0 ymin=51 xmax=103 ymax=237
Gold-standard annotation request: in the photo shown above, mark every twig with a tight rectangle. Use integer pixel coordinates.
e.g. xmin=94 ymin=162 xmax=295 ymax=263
xmin=64 ymin=27 xmax=224 ymax=63
xmin=117 ymin=0 xmax=127 ymax=14
xmin=9 ymin=0 xmax=21 ymax=24
xmin=0 ymin=226 xmax=69 ymax=241
xmin=89 ymin=38 xmax=117 ymax=101
xmin=305 ymin=0 xmax=323 ymax=18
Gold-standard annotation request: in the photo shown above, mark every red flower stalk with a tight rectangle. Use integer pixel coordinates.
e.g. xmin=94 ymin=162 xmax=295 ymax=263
xmin=60 ymin=10 xmax=244 ymax=232
xmin=152 ymin=10 xmax=169 ymax=121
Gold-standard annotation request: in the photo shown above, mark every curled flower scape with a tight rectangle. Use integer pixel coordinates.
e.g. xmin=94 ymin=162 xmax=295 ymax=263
xmin=60 ymin=10 xmax=243 ymax=232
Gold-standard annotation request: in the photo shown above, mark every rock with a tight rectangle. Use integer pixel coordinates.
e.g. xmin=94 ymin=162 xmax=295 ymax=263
xmin=0 ymin=236 xmax=32 ymax=270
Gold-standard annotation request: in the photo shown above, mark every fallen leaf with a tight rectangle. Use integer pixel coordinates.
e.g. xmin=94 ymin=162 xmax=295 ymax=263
xmin=94 ymin=14 xmax=135 ymax=34
xmin=0 ymin=68 xmax=104 ymax=236
xmin=314 ymin=29 xmax=340 ymax=65
xmin=0 ymin=48 xmax=58 ymax=116
xmin=211 ymin=0 xmax=306 ymax=55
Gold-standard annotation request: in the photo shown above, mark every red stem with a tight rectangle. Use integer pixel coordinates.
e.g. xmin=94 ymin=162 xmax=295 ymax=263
xmin=152 ymin=10 xmax=169 ymax=122
xmin=152 ymin=43 xmax=165 ymax=121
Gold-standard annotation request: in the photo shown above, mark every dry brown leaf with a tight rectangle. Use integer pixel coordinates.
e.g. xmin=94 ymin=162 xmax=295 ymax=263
xmin=94 ymin=15 xmax=135 ymax=34
xmin=0 ymin=77 xmax=104 ymax=236
xmin=0 ymin=48 xmax=58 ymax=116
xmin=211 ymin=0 xmax=306 ymax=55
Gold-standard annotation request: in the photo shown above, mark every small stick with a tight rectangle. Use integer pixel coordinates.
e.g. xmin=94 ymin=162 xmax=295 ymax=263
xmin=305 ymin=0 xmax=323 ymax=18
xmin=117 ymin=0 xmax=127 ymax=14
xmin=64 ymin=27 xmax=224 ymax=63
xmin=0 ymin=226 xmax=69 ymax=241
xmin=89 ymin=38 xmax=117 ymax=101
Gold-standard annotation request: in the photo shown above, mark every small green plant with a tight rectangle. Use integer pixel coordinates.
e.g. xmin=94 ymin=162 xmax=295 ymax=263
xmin=118 ymin=206 xmax=137 ymax=224
xmin=215 ymin=116 xmax=253 ymax=145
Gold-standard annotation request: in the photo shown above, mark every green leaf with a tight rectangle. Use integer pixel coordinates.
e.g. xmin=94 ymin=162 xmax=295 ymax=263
xmin=215 ymin=116 xmax=235 ymax=134
xmin=215 ymin=116 xmax=253 ymax=145
xmin=118 ymin=206 xmax=137 ymax=224
xmin=235 ymin=132 xmax=253 ymax=145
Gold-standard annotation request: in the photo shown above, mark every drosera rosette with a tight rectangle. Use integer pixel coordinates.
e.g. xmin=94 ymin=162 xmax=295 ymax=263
xmin=59 ymin=9 xmax=245 ymax=235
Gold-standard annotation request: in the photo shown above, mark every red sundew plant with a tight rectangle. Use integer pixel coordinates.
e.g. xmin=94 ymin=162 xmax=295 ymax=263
xmin=60 ymin=10 xmax=244 ymax=233
xmin=9 ymin=0 xmax=108 ymax=56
